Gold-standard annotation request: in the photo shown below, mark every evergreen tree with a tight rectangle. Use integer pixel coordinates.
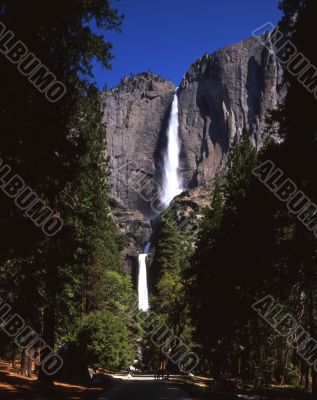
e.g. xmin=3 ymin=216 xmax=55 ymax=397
xmin=0 ymin=0 xmax=128 ymax=381
xmin=150 ymin=208 xmax=194 ymax=370
xmin=263 ymin=0 xmax=317 ymax=392
xmin=189 ymin=130 xmax=259 ymax=380
xmin=224 ymin=128 xmax=257 ymax=215
xmin=70 ymin=88 xmax=124 ymax=315
xmin=189 ymin=177 xmax=223 ymax=365
xmin=76 ymin=310 xmax=135 ymax=371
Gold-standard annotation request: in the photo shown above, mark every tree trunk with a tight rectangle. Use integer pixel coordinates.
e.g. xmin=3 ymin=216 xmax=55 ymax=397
xmin=213 ymin=350 xmax=222 ymax=384
xmin=34 ymin=345 xmax=41 ymax=375
xmin=307 ymin=285 xmax=317 ymax=395
xmin=27 ymin=348 xmax=33 ymax=377
xmin=38 ymin=300 xmax=56 ymax=384
xmin=20 ymin=348 xmax=27 ymax=376
xmin=299 ymin=371 xmax=303 ymax=386
xmin=305 ymin=371 xmax=309 ymax=391
xmin=311 ymin=368 xmax=317 ymax=395
xmin=299 ymin=360 xmax=304 ymax=386
xmin=11 ymin=347 xmax=16 ymax=370
xmin=20 ymin=348 xmax=32 ymax=377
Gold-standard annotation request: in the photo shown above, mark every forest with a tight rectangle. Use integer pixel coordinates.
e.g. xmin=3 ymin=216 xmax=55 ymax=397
xmin=0 ymin=0 xmax=316 ymax=399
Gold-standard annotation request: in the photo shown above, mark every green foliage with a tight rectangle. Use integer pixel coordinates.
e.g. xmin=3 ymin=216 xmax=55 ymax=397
xmin=197 ymin=177 xmax=223 ymax=251
xmin=152 ymin=211 xmax=191 ymax=326
xmin=0 ymin=0 xmax=136 ymax=380
xmin=76 ymin=310 xmax=135 ymax=371
xmin=91 ymin=269 xmax=136 ymax=319
xmin=188 ymin=130 xmax=260 ymax=374
xmin=69 ymin=88 xmax=126 ymax=316
xmin=187 ymin=2 xmax=317 ymax=392
xmin=188 ymin=177 xmax=223 ymax=352
xmin=149 ymin=207 xmax=195 ymax=369
xmin=224 ymin=129 xmax=257 ymax=214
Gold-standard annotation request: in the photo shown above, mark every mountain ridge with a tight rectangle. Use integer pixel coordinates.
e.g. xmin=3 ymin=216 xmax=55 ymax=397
xmin=104 ymin=35 xmax=283 ymax=214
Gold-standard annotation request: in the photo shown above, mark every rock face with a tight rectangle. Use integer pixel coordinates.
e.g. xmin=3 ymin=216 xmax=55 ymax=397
xmin=160 ymin=186 xmax=213 ymax=242
xmin=178 ymin=36 xmax=283 ymax=188
xmin=110 ymin=199 xmax=152 ymax=274
xmin=103 ymin=73 xmax=176 ymax=219
xmin=104 ymin=36 xmax=283 ymax=219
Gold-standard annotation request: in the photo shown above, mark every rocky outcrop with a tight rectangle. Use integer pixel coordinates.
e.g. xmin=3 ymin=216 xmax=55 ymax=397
xmin=178 ymin=36 xmax=283 ymax=188
xmin=103 ymin=73 xmax=175 ymax=218
xmin=110 ymin=199 xmax=152 ymax=274
xmin=103 ymin=36 xmax=284 ymax=274
xmin=104 ymin=36 xmax=283 ymax=217
xmin=163 ymin=187 xmax=213 ymax=240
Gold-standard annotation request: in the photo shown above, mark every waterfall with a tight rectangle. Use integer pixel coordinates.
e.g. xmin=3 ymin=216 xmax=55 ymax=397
xmin=144 ymin=241 xmax=151 ymax=254
xmin=160 ymin=87 xmax=182 ymax=208
xmin=138 ymin=253 xmax=149 ymax=312
xmin=138 ymin=88 xmax=183 ymax=311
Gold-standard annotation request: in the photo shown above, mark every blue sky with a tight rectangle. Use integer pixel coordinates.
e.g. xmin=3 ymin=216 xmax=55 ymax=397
xmin=93 ymin=0 xmax=282 ymax=89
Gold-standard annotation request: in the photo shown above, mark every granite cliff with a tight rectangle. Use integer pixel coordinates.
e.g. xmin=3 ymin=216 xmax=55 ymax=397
xmin=104 ymin=36 xmax=283 ymax=215
xmin=178 ymin=36 xmax=283 ymax=188
xmin=103 ymin=73 xmax=175 ymax=218
xmin=103 ymin=35 xmax=283 ymax=262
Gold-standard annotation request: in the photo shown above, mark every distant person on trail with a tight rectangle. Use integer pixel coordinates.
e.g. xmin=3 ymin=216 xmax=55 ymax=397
xmin=129 ymin=365 xmax=137 ymax=376
xmin=154 ymin=362 xmax=161 ymax=380
xmin=154 ymin=359 xmax=166 ymax=380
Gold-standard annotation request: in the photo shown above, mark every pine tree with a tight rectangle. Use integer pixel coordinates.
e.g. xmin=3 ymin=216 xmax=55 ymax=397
xmin=70 ymin=87 xmax=125 ymax=315
xmin=189 ymin=177 xmax=223 ymax=363
xmin=0 ymin=0 xmax=125 ymax=381
xmin=264 ymin=0 xmax=317 ymax=393
xmin=224 ymin=128 xmax=257 ymax=214
xmin=189 ymin=130 xmax=258 ymax=379
xmin=150 ymin=208 xmax=194 ymax=370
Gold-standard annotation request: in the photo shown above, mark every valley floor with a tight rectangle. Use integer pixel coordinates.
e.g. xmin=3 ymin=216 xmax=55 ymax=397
xmin=0 ymin=361 xmax=108 ymax=400
xmin=0 ymin=363 xmax=312 ymax=400
xmin=97 ymin=375 xmax=306 ymax=400
xmin=102 ymin=378 xmax=197 ymax=399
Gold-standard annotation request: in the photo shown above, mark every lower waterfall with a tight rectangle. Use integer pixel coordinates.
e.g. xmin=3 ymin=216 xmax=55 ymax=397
xmin=138 ymin=253 xmax=149 ymax=312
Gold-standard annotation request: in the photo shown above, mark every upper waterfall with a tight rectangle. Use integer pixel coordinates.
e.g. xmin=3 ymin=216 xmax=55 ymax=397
xmin=160 ymin=88 xmax=182 ymax=208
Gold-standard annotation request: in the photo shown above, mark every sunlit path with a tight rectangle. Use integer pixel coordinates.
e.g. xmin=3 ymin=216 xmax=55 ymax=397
xmin=98 ymin=376 xmax=275 ymax=400
xmin=98 ymin=377 xmax=199 ymax=400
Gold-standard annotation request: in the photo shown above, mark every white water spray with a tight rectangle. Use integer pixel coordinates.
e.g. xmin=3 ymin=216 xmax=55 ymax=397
xmin=138 ymin=248 xmax=149 ymax=312
xmin=160 ymin=88 xmax=182 ymax=208
xmin=138 ymin=89 xmax=183 ymax=312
